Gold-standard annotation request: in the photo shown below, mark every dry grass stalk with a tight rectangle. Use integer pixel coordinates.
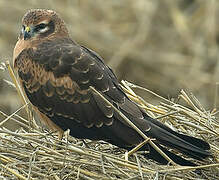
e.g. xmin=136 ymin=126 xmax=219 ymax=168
xmin=0 ymin=64 xmax=218 ymax=179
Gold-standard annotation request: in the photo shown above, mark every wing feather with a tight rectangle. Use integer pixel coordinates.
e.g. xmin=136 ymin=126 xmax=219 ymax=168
xmin=14 ymin=38 xmax=150 ymax=132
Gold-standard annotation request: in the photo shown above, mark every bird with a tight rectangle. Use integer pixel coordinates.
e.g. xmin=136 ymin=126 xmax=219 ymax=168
xmin=13 ymin=9 xmax=211 ymax=166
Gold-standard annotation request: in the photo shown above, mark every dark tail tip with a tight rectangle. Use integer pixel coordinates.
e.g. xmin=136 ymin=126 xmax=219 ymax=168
xmin=176 ymin=133 xmax=210 ymax=151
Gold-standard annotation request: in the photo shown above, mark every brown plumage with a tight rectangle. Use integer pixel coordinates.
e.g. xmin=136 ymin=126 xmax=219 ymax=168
xmin=13 ymin=9 xmax=211 ymax=166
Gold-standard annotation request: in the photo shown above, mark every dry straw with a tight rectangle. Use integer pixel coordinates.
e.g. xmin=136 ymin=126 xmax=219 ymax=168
xmin=0 ymin=63 xmax=218 ymax=179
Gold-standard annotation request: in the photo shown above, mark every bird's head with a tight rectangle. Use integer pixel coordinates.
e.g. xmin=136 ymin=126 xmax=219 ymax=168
xmin=19 ymin=9 xmax=69 ymax=41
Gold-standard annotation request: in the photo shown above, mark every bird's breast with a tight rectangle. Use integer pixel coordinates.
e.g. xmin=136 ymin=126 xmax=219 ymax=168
xmin=13 ymin=39 xmax=37 ymax=68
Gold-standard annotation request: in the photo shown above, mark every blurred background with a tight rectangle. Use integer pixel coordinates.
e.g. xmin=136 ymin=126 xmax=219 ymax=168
xmin=0 ymin=0 xmax=219 ymax=130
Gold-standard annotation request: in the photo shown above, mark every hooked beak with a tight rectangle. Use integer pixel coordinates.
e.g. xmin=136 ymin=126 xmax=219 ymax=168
xmin=24 ymin=26 xmax=31 ymax=40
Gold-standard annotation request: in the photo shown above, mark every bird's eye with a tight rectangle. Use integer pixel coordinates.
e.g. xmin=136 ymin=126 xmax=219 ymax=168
xmin=35 ymin=23 xmax=48 ymax=33
xmin=38 ymin=23 xmax=46 ymax=29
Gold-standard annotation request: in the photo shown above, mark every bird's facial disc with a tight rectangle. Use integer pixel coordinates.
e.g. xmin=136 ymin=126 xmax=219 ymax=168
xmin=21 ymin=20 xmax=54 ymax=40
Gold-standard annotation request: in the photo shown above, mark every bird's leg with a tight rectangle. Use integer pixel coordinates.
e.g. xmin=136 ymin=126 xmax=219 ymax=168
xmin=58 ymin=130 xmax=64 ymax=140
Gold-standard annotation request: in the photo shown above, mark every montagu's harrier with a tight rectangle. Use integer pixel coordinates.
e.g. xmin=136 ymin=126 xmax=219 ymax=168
xmin=13 ymin=9 xmax=211 ymax=166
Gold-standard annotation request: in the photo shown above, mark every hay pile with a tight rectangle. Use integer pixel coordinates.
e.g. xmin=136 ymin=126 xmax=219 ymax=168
xmin=0 ymin=64 xmax=218 ymax=179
